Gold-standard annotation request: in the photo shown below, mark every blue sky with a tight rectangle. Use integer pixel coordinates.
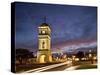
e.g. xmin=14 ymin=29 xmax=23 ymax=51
xmin=15 ymin=2 xmax=97 ymax=52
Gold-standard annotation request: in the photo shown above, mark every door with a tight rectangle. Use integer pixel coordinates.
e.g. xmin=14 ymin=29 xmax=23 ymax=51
xmin=40 ymin=55 xmax=46 ymax=63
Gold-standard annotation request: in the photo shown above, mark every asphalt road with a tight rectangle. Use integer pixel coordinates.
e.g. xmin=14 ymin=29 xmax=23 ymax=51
xmin=24 ymin=60 xmax=72 ymax=73
xmin=42 ymin=64 xmax=72 ymax=72
xmin=23 ymin=61 xmax=97 ymax=73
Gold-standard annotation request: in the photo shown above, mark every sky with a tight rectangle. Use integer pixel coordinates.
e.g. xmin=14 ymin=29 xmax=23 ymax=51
xmin=15 ymin=2 xmax=97 ymax=53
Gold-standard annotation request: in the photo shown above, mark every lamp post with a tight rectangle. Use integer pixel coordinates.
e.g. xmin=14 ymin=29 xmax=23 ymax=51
xmin=89 ymin=50 xmax=93 ymax=64
xmin=72 ymin=55 xmax=76 ymax=64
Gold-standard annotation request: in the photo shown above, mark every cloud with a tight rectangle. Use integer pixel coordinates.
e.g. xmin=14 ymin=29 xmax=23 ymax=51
xmin=51 ymin=38 xmax=97 ymax=52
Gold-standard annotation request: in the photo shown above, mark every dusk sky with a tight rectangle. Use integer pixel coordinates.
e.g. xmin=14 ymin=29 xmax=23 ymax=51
xmin=15 ymin=2 xmax=97 ymax=53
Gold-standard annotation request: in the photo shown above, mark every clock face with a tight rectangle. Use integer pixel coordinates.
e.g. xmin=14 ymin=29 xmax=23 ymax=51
xmin=42 ymin=31 xmax=45 ymax=34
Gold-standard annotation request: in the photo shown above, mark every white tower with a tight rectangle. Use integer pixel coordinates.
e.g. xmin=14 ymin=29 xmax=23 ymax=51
xmin=37 ymin=23 xmax=52 ymax=63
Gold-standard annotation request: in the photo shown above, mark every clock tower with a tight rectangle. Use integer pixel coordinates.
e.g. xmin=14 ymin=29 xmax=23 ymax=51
xmin=37 ymin=23 xmax=52 ymax=63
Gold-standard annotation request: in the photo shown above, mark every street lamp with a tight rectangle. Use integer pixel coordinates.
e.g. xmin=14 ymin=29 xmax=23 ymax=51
xmin=72 ymin=55 xmax=75 ymax=60
xmin=89 ymin=50 xmax=92 ymax=58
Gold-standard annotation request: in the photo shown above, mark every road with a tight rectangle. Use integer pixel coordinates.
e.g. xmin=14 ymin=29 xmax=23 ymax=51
xmin=23 ymin=61 xmax=97 ymax=73
xmin=23 ymin=60 xmax=72 ymax=73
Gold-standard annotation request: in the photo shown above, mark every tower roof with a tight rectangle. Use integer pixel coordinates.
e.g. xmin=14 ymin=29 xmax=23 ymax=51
xmin=40 ymin=23 xmax=50 ymax=27
xmin=39 ymin=23 xmax=51 ymax=30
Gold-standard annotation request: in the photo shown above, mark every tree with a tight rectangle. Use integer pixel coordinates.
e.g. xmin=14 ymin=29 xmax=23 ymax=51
xmin=16 ymin=48 xmax=33 ymax=64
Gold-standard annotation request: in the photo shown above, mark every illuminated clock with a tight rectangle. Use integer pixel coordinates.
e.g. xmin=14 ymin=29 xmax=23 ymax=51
xmin=42 ymin=31 xmax=45 ymax=34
